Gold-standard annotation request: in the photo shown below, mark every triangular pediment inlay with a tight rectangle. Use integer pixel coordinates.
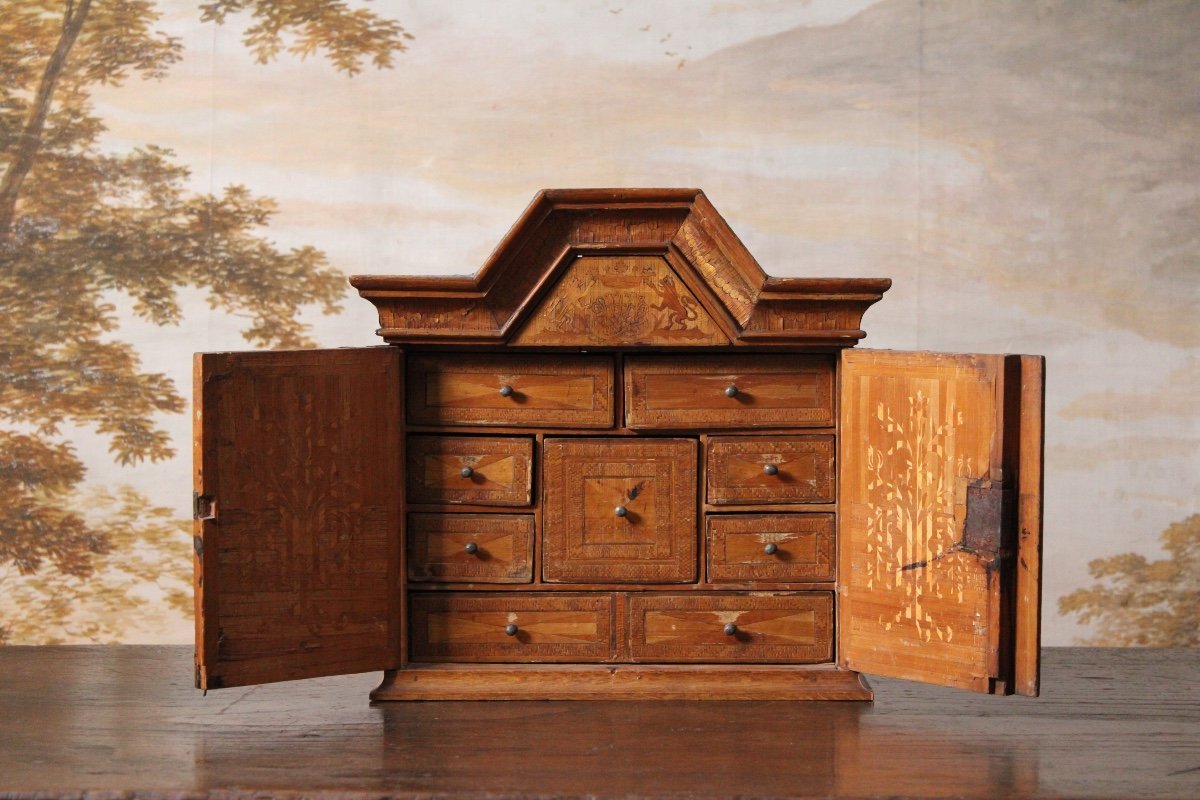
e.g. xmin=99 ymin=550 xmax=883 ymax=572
xmin=511 ymin=254 xmax=729 ymax=346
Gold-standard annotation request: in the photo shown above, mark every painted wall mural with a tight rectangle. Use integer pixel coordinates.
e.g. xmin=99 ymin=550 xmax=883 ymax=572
xmin=1 ymin=0 xmax=1196 ymax=646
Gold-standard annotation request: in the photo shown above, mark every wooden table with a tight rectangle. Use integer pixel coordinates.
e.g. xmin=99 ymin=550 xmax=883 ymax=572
xmin=0 ymin=646 xmax=1196 ymax=799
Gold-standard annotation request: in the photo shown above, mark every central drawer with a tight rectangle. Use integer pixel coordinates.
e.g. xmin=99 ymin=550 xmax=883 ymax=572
xmin=542 ymin=437 xmax=698 ymax=584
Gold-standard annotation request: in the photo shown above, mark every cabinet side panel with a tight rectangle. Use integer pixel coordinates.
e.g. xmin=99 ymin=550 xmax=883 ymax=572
xmin=1015 ymin=355 xmax=1045 ymax=696
xmin=194 ymin=348 xmax=403 ymax=689
xmin=838 ymin=350 xmax=1009 ymax=693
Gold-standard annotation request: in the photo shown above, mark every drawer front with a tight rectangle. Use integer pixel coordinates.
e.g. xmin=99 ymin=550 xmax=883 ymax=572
xmin=707 ymin=514 xmax=835 ymax=582
xmin=407 ymin=354 xmax=615 ymax=428
xmin=624 ymin=355 xmax=834 ymax=429
xmin=407 ymin=436 xmax=533 ymax=506
xmin=543 ymin=438 xmax=697 ymax=584
xmin=628 ymin=593 xmax=833 ymax=663
xmin=706 ymin=436 xmax=835 ymax=505
xmin=407 ymin=513 xmax=533 ymax=583
xmin=410 ymin=593 xmax=615 ymax=662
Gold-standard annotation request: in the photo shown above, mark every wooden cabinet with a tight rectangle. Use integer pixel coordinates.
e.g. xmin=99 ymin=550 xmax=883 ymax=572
xmin=194 ymin=189 xmax=1044 ymax=701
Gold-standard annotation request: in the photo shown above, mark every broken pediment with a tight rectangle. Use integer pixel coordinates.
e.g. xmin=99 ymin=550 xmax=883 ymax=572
xmin=350 ymin=189 xmax=890 ymax=348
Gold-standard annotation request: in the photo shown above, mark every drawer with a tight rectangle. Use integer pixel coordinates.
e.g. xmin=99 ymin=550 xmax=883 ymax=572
xmin=409 ymin=593 xmax=615 ymax=662
xmin=624 ymin=355 xmax=834 ymax=429
xmin=407 ymin=513 xmax=533 ymax=583
xmin=706 ymin=436 xmax=835 ymax=505
xmin=407 ymin=436 xmax=533 ymax=506
xmin=407 ymin=354 xmax=614 ymax=428
xmin=627 ymin=593 xmax=833 ymax=663
xmin=543 ymin=438 xmax=697 ymax=584
xmin=707 ymin=514 xmax=835 ymax=582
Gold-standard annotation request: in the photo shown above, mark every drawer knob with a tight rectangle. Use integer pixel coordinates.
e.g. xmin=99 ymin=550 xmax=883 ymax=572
xmin=724 ymin=384 xmax=739 ymax=398
xmin=498 ymin=384 xmax=514 ymax=397
xmin=762 ymin=463 xmax=779 ymax=476
xmin=504 ymin=623 xmax=519 ymax=636
xmin=723 ymin=622 xmax=738 ymax=636
xmin=614 ymin=505 xmax=628 ymax=518
xmin=764 ymin=542 xmax=779 ymax=555
xmin=464 ymin=542 xmax=479 ymax=555
xmin=459 ymin=466 xmax=474 ymax=478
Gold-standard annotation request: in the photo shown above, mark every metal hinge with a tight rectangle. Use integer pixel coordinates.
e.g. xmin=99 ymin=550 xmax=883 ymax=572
xmin=960 ymin=479 xmax=1014 ymax=562
xmin=192 ymin=490 xmax=215 ymax=521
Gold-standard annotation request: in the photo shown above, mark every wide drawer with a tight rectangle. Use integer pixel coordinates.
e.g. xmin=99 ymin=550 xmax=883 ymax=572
xmin=407 ymin=436 xmax=533 ymax=506
xmin=627 ymin=593 xmax=833 ymax=663
xmin=706 ymin=435 xmax=835 ymax=505
xmin=407 ymin=513 xmax=533 ymax=583
xmin=542 ymin=437 xmax=697 ymax=584
xmin=624 ymin=355 xmax=834 ymax=429
xmin=409 ymin=593 xmax=615 ymax=662
xmin=407 ymin=354 xmax=615 ymax=428
xmin=707 ymin=514 xmax=835 ymax=582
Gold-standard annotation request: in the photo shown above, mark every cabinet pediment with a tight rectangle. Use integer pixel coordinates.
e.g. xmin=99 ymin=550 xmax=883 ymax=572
xmin=351 ymin=189 xmax=891 ymax=348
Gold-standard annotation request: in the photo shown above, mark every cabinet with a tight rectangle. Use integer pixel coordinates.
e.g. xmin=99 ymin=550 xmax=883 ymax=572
xmin=193 ymin=189 xmax=1044 ymax=700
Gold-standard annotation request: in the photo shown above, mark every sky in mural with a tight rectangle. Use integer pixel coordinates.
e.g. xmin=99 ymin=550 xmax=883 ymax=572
xmin=22 ymin=0 xmax=1198 ymax=644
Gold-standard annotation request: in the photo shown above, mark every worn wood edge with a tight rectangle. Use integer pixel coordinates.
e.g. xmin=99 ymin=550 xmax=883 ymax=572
xmin=1015 ymin=354 xmax=1045 ymax=697
xmin=369 ymin=664 xmax=873 ymax=701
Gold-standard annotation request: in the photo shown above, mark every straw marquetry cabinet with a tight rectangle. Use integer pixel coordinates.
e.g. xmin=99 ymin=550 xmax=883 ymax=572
xmin=194 ymin=189 xmax=1044 ymax=700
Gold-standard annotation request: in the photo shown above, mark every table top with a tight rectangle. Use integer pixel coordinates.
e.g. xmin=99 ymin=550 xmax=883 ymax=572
xmin=1 ymin=646 xmax=1196 ymax=799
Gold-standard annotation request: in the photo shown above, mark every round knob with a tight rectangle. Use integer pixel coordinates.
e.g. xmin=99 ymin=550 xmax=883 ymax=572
xmin=464 ymin=542 xmax=479 ymax=555
xmin=504 ymin=623 xmax=518 ymax=637
xmin=498 ymin=384 xmax=514 ymax=397
xmin=459 ymin=466 xmax=474 ymax=478
xmin=614 ymin=505 xmax=628 ymax=518
xmin=762 ymin=463 xmax=779 ymax=476
xmin=723 ymin=622 xmax=738 ymax=636
xmin=724 ymin=385 xmax=739 ymax=398
xmin=764 ymin=542 xmax=779 ymax=556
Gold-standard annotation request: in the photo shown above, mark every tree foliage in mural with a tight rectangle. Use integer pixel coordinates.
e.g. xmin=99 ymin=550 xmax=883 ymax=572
xmin=1058 ymin=514 xmax=1200 ymax=647
xmin=0 ymin=0 xmax=410 ymax=642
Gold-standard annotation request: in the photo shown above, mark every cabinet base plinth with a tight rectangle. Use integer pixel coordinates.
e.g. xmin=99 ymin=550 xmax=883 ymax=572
xmin=370 ymin=664 xmax=873 ymax=701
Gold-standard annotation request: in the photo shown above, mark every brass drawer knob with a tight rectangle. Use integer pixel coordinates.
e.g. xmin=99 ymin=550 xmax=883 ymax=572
xmin=498 ymin=384 xmax=514 ymax=397
xmin=464 ymin=542 xmax=479 ymax=555
xmin=504 ymin=623 xmax=519 ymax=636
xmin=723 ymin=622 xmax=738 ymax=636
xmin=763 ymin=542 xmax=779 ymax=556
xmin=459 ymin=466 xmax=474 ymax=478
xmin=762 ymin=463 xmax=778 ymax=476
xmin=614 ymin=505 xmax=628 ymax=518
xmin=724 ymin=384 xmax=739 ymax=398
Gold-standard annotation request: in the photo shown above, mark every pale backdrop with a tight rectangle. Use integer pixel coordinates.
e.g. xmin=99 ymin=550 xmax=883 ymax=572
xmin=2 ymin=0 xmax=1196 ymax=646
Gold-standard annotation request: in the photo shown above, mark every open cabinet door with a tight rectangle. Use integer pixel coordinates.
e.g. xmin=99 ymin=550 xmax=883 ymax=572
xmin=194 ymin=348 xmax=404 ymax=689
xmin=838 ymin=350 xmax=1043 ymax=695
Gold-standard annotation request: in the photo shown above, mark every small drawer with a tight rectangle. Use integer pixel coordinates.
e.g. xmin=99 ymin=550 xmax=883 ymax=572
xmin=707 ymin=514 xmax=835 ymax=582
xmin=407 ymin=513 xmax=533 ymax=583
xmin=624 ymin=355 xmax=834 ymax=429
xmin=407 ymin=436 xmax=533 ymax=506
xmin=407 ymin=354 xmax=615 ymax=428
xmin=410 ymin=593 xmax=615 ymax=662
xmin=627 ymin=593 xmax=833 ymax=663
xmin=706 ymin=436 xmax=835 ymax=505
xmin=543 ymin=437 xmax=697 ymax=584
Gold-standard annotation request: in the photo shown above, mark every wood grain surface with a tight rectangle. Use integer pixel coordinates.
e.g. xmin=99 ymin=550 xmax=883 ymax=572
xmin=193 ymin=349 xmax=403 ymax=689
xmin=706 ymin=435 xmax=836 ymax=505
xmin=0 ymin=646 xmax=1195 ymax=799
xmin=406 ymin=513 xmax=534 ymax=583
xmin=542 ymin=437 xmax=697 ymax=584
xmin=707 ymin=513 xmax=836 ymax=582
xmin=625 ymin=355 xmax=835 ymax=429
xmin=406 ymin=435 xmax=533 ymax=506
xmin=406 ymin=353 xmax=615 ymax=428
